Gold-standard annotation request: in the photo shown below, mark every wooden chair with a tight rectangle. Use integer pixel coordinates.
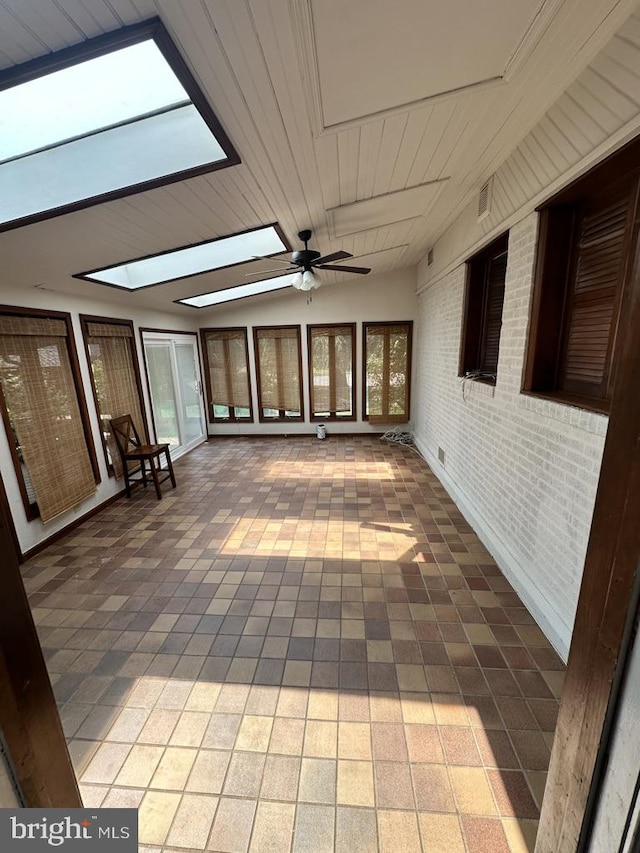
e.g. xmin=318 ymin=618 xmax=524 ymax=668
xmin=109 ymin=415 xmax=176 ymax=500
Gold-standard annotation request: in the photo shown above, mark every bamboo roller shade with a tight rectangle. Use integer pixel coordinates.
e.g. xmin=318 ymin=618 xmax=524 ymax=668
xmin=256 ymin=327 xmax=301 ymax=412
xmin=204 ymin=330 xmax=251 ymax=409
xmin=86 ymin=325 xmax=145 ymax=479
xmin=0 ymin=316 xmax=96 ymax=523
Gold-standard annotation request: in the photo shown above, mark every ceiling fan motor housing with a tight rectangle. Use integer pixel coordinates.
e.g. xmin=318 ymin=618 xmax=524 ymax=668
xmin=292 ymin=248 xmax=321 ymax=268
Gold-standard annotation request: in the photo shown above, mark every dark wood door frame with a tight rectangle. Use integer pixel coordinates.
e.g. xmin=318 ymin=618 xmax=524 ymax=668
xmin=0 ymin=474 xmax=81 ymax=807
xmin=536 ymin=202 xmax=640 ymax=850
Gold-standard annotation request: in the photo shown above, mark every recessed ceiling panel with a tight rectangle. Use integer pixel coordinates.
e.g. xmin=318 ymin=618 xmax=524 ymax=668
xmin=312 ymin=0 xmax=544 ymax=126
xmin=328 ymin=182 xmax=446 ymax=238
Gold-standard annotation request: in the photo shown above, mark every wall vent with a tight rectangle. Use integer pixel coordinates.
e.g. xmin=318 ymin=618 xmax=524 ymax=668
xmin=477 ymin=176 xmax=493 ymax=221
xmin=427 ymin=248 xmax=434 ymax=266
xmin=437 ymin=446 xmax=445 ymax=466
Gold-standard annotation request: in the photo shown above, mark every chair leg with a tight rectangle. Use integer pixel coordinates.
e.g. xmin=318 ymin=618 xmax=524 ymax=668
xmin=165 ymin=449 xmax=176 ymax=488
xmin=140 ymin=459 xmax=148 ymax=488
xmin=123 ymin=463 xmax=131 ymax=499
xmin=149 ymin=458 xmax=162 ymax=500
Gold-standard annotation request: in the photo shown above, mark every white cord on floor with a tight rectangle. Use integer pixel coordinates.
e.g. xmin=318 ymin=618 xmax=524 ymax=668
xmin=380 ymin=426 xmax=415 ymax=446
xmin=379 ymin=425 xmax=428 ymax=461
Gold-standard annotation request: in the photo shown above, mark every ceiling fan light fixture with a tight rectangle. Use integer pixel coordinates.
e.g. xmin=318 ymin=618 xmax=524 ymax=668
xmin=301 ymin=269 xmax=318 ymax=291
xmin=290 ymin=271 xmax=303 ymax=289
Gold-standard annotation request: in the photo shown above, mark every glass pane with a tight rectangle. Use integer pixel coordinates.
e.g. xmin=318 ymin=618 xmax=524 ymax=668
xmin=214 ymin=404 xmax=230 ymax=419
xmin=145 ymin=344 xmax=180 ymax=447
xmin=90 ymin=226 xmax=287 ymax=288
xmin=1 ymin=105 xmax=224 ymax=226
xmin=0 ymin=40 xmax=187 ymax=161
xmin=312 ymin=334 xmax=330 ymax=415
xmin=234 ymin=407 xmax=250 ymax=419
xmin=176 ymin=343 xmax=203 ymax=446
xmin=365 ymin=332 xmax=384 ymax=416
xmin=389 ymin=330 xmax=409 ymax=416
xmin=180 ymin=274 xmax=291 ymax=307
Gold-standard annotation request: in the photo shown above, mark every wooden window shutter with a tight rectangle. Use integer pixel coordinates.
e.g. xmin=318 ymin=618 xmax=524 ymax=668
xmin=479 ymin=248 xmax=507 ymax=376
xmin=459 ymin=232 xmax=508 ymax=382
xmin=559 ymin=183 xmax=634 ymax=401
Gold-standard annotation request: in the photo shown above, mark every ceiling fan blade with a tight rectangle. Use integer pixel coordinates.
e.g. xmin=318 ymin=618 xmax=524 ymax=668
xmin=317 ymin=264 xmax=371 ymax=274
xmin=244 ymin=262 xmax=295 ymax=276
xmin=314 ymin=250 xmax=352 ymax=265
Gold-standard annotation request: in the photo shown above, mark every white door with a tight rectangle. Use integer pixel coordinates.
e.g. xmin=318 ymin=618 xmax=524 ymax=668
xmin=142 ymin=332 xmax=206 ymax=459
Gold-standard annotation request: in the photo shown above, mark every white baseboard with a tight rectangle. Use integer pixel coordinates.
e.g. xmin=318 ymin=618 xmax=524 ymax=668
xmin=413 ymin=434 xmax=570 ymax=662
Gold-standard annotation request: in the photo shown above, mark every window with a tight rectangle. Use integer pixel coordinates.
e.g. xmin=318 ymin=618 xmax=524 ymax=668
xmin=308 ymin=324 xmax=356 ymax=420
xmin=77 ymin=225 xmax=289 ymax=291
xmin=80 ymin=317 xmax=147 ymax=477
xmin=0 ymin=309 xmax=99 ymax=523
xmin=253 ymin=326 xmax=303 ymax=421
xmin=0 ymin=19 xmax=239 ymax=231
xmin=178 ymin=274 xmax=292 ymax=308
xmin=201 ymin=328 xmax=253 ymax=422
xmin=524 ymin=138 xmax=640 ymax=412
xmin=459 ymin=233 xmax=508 ymax=384
xmin=363 ymin=322 xmax=412 ymax=423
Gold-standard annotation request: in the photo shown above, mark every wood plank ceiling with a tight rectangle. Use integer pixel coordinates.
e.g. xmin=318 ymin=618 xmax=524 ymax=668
xmin=0 ymin=0 xmax=637 ymax=315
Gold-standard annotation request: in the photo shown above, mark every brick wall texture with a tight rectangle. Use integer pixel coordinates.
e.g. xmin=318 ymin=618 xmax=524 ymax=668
xmin=413 ymin=212 xmax=608 ymax=658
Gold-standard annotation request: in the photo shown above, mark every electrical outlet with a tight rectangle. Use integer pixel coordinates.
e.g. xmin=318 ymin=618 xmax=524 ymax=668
xmin=438 ymin=446 xmax=445 ymax=466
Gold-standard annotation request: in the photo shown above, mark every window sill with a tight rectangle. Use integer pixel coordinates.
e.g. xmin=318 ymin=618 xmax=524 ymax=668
xmin=310 ymin=415 xmax=356 ymax=422
xmin=519 ymin=390 xmax=609 ymax=435
xmin=521 ymin=390 xmax=609 ymax=416
xmin=257 ymin=417 xmax=304 ymax=424
xmin=460 ymin=375 xmax=496 ymax=399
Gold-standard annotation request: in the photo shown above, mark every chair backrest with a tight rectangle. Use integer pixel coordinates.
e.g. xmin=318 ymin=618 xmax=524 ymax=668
xmin=109 ymin=415 xmax=142 ymax=458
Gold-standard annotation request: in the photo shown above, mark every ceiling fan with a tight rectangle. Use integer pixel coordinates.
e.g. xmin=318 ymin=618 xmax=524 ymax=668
xmin=250 ymin=229 xmax=371 ymax=291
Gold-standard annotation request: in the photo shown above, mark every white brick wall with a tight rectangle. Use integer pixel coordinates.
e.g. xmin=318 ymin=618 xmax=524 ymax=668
xmin=413 ymin=212 xmax=608 ymax=659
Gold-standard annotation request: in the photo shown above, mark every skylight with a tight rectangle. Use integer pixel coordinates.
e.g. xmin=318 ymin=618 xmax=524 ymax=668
xmin=0 ymin=19 xmax=239 ymax=231
xmin=76 ymin=225 xmax=289 ymax=290
xmin=178 ymin=276 xmax=293 ymax=308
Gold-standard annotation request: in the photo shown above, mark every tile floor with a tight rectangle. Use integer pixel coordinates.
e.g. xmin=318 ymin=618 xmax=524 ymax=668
xmin=23 ymin=436 xmax=565 ymax=853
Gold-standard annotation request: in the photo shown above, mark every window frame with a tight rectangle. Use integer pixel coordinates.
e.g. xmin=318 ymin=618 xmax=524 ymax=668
xmin=79 ymin=314 xmax=149 ymax=476
xmin=177 ymin=273 xmax=293 ymax=308
xmin=458 ymin=232 xmax=509 ymax=386
xmin=362 ymin=321 xmax=413 ymax=424
xmin=522 ymin=137 xmax=640 ymax=414
xmin=307 ymin=323 xmax=357 ymax=422
xmin=253 ymin=325 xmax=304 ymax=423
xmin=200 ymin=327 xmax=254 ymax=423
xmin=76 ymin=224 xmax=290 ymax=292
xmin=0 ymin=305 xmax=100 ymax=521
xmin=0 ymin=18 xmax=240 ymax=233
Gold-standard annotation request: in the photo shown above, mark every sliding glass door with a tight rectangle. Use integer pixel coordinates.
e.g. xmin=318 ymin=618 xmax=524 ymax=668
xmin=142 ymin=332 xmax=206 ymax=458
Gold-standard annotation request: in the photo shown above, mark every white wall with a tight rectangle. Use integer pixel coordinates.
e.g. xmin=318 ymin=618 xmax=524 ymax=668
xmin=198 ymin=268 xmax=418 ymax=436
xmin=0 ymin=282 xmax=195 ymax=554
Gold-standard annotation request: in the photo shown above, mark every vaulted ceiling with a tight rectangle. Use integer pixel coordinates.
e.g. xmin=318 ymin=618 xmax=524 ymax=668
xmin=0 ymin=0 xmax=637 ymax=314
